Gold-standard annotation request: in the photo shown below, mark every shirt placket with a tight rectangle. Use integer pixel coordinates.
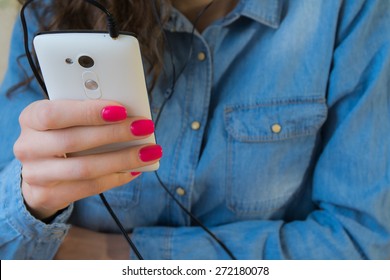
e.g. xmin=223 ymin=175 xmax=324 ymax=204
xmin=166 ymin=34 xmax=213 ymax=226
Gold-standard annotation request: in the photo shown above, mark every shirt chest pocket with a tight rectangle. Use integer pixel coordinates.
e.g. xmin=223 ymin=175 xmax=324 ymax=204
xmin=224 ymin=97 xmax=327 ymax=216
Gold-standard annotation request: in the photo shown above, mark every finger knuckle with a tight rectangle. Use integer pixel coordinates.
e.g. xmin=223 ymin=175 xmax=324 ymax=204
xmin=73 ymin=160 xmax=93 ymax=179
xmin=13 ymin=138 xmax=28 ymax=160
xmin=115 ymin=147 xmax=143 ymax=171
xmin=22 ymin=165 xmax=41 ymax=186
xmin=110 ymin=123 xmax=129 ymax=141
xmin=18 ymin=101 xmax=40 ymax=126
xmin=89 ymin=173 xmax=132 ymax=195
xmin=13 ymin=135 xmax=38 ymax=161
xmin=59 ymin=132 xmax=78 ymax=153
xmin=88 ymin=179 xmax=106 ymax=195
xmin=113 ymin=172 xmax=133 ymax=187
xmin=27 ymin=186 xmax=51 ymax=209
xmin=84 ymin=103 xmax=100 ymax=125
xmin=35 ymin=100 xmax=57 ymax=130
xmin=18 ymin=109 xmax=28 ymax=126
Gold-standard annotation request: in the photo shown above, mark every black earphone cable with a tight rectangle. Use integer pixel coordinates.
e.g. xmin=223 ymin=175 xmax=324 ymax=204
xmin=21 ymin=0 xmax=142 ymax=260
xmin=84 ymin=0 xmax=119 ymax=38
xmin=152 ymin=93 xmax=237 ymax=260
xmin=150 ymin=0 xmax=214 ymax=105
xmin=150 ymin=0 xmax=237 ymax=260
xmin=171 ymin=1 xmax=214 ymax=92
xmin=99 ymin=193 xmax=143 ymax=260
xmin=154 ymin=172 xmax=237 ymax=260
xmin=20 ymin=0 xmax=47 ymax=95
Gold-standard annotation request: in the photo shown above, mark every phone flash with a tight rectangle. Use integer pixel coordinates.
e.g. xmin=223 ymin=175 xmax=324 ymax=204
xmin=85 ymin=79 xmax=99 ymax=90
xmin=82 ymin=71 xmax=101 ymax=99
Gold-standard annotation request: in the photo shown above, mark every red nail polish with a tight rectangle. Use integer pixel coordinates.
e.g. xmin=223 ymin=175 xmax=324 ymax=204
xmin=131 ymin=172 xmax=142 ymax=176
xmin=131 ymin=119 xmax=155 ymax=136
xmin=139 ymin=145 xmax=163 ymax=162
xmin=101 ymin=106 xmax=127 ymax=122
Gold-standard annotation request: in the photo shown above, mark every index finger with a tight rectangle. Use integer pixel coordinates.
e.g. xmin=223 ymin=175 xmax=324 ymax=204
xmin=20 ymin=99 xmax=128 ymax=130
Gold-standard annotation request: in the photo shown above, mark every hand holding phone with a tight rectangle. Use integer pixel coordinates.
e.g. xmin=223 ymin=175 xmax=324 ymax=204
xmin=14 ymin=98 xmax=162 ymax=220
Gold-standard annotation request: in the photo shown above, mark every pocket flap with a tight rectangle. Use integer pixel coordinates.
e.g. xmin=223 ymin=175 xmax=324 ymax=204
xmin=224 ymin=97 xmax=327 ymax=142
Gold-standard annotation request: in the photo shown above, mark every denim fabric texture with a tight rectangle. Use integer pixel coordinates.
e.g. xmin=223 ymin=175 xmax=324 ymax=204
xmin=0 ymin=0 xmax=389 ymax=259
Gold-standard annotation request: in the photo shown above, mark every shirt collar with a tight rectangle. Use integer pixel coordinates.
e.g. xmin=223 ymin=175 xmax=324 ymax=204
xmin=237 ymin=0 xmax=283 ymax=29
xmin=165 ymin=0 xmax=283 ymax=32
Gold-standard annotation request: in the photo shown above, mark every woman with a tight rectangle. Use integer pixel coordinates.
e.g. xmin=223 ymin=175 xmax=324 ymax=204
xmin=0 ymin=0 xmax=389 ymax=259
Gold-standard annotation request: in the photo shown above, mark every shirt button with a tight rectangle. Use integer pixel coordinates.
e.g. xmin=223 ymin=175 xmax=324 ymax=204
xmin=191 ymin=121 xmax=201 ymax=130
xmin=197 ymin=52 xmax=206 ymax=61
xmin=176 ymin=187 xmax=186 ymax=196
xmin=271 ymin=123 xmax=282 ymax=134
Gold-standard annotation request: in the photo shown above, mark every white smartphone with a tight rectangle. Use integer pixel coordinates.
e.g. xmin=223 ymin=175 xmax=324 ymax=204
xmin=33 ymin=31 xmax=159 ymax=172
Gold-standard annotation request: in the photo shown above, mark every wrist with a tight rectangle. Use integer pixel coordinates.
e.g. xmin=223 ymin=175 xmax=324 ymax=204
xmin=39 ymin=208 xmax=67 ymax=224
xmin=21 ymin=179 xmax=62 ymax=221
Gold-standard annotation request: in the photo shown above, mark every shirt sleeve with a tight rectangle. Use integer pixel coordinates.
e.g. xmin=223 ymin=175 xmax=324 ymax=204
xmin=0 ymin=13 xmax=73 ymax=260
xmin=0 ymin=159 xmax=73 ymax=260
xmin=130 ymin=0 xmax=390 ymax=259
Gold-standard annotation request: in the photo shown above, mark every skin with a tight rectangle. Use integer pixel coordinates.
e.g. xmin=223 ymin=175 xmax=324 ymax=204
xmin=15 ymin=0 xmax=238 ymax=260
xmin=15 ymin=99 xmax=159 ymax=220
xmin=172 ymin=0 xmax=238 ymax=32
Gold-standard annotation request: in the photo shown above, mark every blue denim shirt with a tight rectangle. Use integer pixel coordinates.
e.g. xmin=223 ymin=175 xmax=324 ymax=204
xmin=1 ymin=0 xmax=389 ymax=259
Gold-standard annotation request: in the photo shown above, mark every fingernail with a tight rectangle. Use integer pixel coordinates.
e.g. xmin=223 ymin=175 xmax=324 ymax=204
xmin=131 ymin=172 xmax=142 ymax=177
xmin=101 ymin=106 xmax=127 ymax=122
xmin=131 ymin=119 xmax=155 ymax=136
xmin=139 ymin=145 xmax=163 ymax=162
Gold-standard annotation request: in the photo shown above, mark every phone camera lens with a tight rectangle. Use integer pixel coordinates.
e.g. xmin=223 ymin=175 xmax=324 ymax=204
xmin=65 ymin=58 xmax=73 ymax=64
xmin=78 ymin=55 xmax=94 ymax=68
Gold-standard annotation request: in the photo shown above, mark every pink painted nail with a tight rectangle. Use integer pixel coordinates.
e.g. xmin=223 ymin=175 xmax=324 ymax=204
xmin=131 ymin=172 xmax=142 ymax=177
xmin=131 ymin=119 xmax=155 ymax=136
xmin=139 ymin=145 xmax=163 ymax=162
xmin=101 ymin=106 xmax=127 ymax=122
